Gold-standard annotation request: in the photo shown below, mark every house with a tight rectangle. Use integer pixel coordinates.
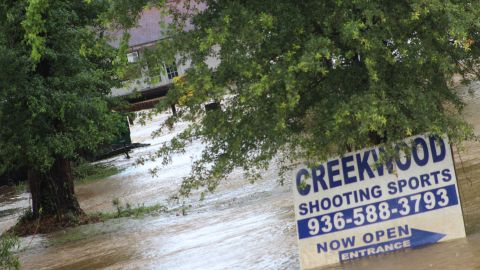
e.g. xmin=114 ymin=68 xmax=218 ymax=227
xmin=108 ymin=8 xmax=187 ymax=111
xmin=108 ymin=5 xmax=219 ymax=112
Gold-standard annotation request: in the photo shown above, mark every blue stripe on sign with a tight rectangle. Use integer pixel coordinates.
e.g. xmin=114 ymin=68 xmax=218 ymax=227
xmin=338 ymin=237 xmax=407 ymax=262
xmin=338 ymin=228 xmax=445 ymax=262
xmin=297 ymin=184 xmax=458 ymax=240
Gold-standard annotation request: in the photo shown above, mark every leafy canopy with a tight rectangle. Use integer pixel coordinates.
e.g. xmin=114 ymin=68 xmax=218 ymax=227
xmin=0 ymin=0 xmax=122 ymax=173
xmin=123 ymin=0 xmax=480 ymax=196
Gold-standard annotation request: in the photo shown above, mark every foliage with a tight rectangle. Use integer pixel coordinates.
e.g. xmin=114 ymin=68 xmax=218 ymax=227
xmin=0 ymin=234 xmax=20 ymax=270
xmin=90 ymin=199 xmax=167 ymax=220
xmin=18 ymin=208 xmax=36 ymax=224
xmin=118 ymin=0 xmax=480 ymax=197
xmin=72 ymin=160 xmax=121 ymax=184
xmin=13 ymin=182 xmax=27 ymax=194
xmin=0 ymin=0 xmax=123 ymax=175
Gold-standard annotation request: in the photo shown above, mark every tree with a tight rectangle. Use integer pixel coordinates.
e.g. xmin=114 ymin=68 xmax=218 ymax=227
xmin=0 ymin=0 xmax=121 ymax=218
xmin=124 ymin=0 xmax=480 ymax=197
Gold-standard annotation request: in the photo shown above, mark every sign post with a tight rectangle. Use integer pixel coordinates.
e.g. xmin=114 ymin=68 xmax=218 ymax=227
xmin=293 ymin=135 xmax=466 ymax=269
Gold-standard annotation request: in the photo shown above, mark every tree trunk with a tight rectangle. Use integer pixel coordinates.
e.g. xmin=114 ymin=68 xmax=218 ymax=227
xmin=28 ymin=156 xmax=83 ymax=218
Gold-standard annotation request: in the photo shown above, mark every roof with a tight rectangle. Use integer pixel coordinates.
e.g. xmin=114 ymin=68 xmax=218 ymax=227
xmin=108 ymin=1 xmax=205 ymax=50
xmin=108 ymin=8 xmax=168 ymax=49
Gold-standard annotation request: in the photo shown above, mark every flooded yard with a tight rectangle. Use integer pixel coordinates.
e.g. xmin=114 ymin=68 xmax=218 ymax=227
xmin=2 ymin=82 xmax=480 ymax=269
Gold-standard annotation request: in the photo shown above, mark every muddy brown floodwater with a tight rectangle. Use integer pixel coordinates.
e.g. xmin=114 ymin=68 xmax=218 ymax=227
xmin=1 ymin=82 xmax=480 ymax=270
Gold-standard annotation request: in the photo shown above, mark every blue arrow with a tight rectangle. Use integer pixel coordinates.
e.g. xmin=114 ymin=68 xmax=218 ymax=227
xmin=410 ymin=228 xmax=445 ymax=248
xmin=338 ymin=228 xmax=446 ymax=262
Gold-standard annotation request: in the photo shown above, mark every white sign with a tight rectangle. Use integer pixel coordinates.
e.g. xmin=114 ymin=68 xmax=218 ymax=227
xmin=293 ymin=135 xmax=465 ymax=269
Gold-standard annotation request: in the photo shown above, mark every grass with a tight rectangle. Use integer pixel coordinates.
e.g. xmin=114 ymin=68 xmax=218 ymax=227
xmin=0 ymin=234 xmax=20 ymax=270
xmin=46 ymin=201 xmax=167 ymax=246
xmin=73 ymin=161 xmax=122 ymax=184
xmin=10 ymin=199 xmax=167 ymax=238
xmin=89 ymin=199 xmax=167 ymax=221
xmin=13 ymin=182 xmax=27 ymax=194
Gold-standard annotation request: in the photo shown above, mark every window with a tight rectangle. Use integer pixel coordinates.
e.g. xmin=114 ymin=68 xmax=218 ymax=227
xmin=165 ymin=62 xmax=179 ymax=80
xmin=126 ymin=51 xmax=139 ymax=63
xmin=122 ymin=51 xmax=142 ymax=80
